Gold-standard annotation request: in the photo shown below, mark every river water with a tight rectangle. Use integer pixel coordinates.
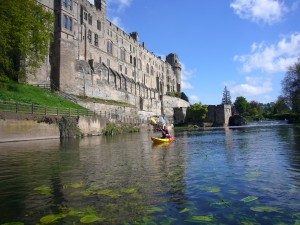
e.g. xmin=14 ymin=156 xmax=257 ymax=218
xmin=0 ymin=122 xmax=299 ymax=224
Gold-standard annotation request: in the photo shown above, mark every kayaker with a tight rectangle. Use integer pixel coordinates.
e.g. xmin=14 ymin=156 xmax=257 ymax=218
xmin=161 ymin=125 xmax=170 ymax=139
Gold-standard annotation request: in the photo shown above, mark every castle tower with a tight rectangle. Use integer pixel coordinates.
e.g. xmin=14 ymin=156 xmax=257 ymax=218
xmin=95 ymin=0 xmax=106 ymax=16
xmin=166 ymin=53 xmax=182 ymax=92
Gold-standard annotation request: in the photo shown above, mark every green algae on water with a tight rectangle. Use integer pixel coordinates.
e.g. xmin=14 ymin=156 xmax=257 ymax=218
xmin=250 ymin=206 xmax=281 ymax=213
xmin=200 ymin=186 xmax=221 ymax=193
xmin=40 ymin=214 xmax=66 ymax=224
xmin=240 ymin=196 xmax=258 ymax=203
xmin=185 ymin=215 xmax=214 ymax=222
xmin=80 ymin=214 xmax=104 ymax=223
xmin=33 ymin=186 xmax=52 ymax=195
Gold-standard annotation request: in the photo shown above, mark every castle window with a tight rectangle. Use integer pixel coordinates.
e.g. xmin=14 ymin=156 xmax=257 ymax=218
xmin=63 ymin=0 xmax=72 ymax=11
xmin=119 ymin=65 xmax=122 ymax=72
xmin=88 ymin=14 xmax=92 ymax=25
xmin=107 ymin=41 xmax=113 ymax=55
xmin=97 ymin=20 xmax=101 ymax=30
xmin=63 ymin=14 xmax=72 ymax=31
xmin=94 ymin=34 xmax=98 ymax=46
xmin=63 ymin=0 xmax=67 ymax=8
xmin=151 ymin=66 xmax=154 ymax=75
xmin=84 ymin=12 xmax=87 ymax=20
xmin=130 ymin=55 xmax=132 ymax=64
xmin=107 ymin=59 xmax=110 ymax=67
xmin=88 ymin=30 xmax=92 ymax=43
xmin=146 ymin=64 xmax=149 ymax=74
xmin=67 ymin=0 xmax=72 ymax=10
xmin=125 ymin=67 xmax=127 ymax=75
xmin=120 ymin=48 xmax=125 ymax=62
xmin=134 ymin=57 xmax=136 ymax=67
xmin=139 ymin=59 xmax=142 ymax=70
xmin=99 ymin=57 xmax=102 ymax=64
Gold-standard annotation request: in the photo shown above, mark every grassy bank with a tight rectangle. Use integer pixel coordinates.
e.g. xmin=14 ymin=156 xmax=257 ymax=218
xmin=0 ymin=77 xmax=83 ymax=108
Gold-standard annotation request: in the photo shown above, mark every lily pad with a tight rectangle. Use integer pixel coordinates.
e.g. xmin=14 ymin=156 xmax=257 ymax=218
xmin=80 ymin=214 xmax=103 ymax=223
xmin=65 ymin=181 xmax=84 ymax=189
xmin=40 ymin=214 xmax=65 ymax=224
xmin=120 ymin=187 xmax=137 ymax=193
xmin=250 ymin=206 xmax=281 ymax=213
xmin=185 ymin=215 xmax=214 ymax=222
xmin=97 ymin=189 xmax=122 ymax=198
xmin=144 ymin=206 xmax=165 ymax=214
xmin=241 ymin=196 xmax=258 ymax=203
xmin=210 ymin=200 xmax=231 ymax=208
xmin=179 ymin=208 xmax=190 ymax=213
xmin=200 ymin=186 xmax=221 ymax=193
xmin=68 ymin=209 xmax=85 ymax=217
xmin=33 ymin=186 xmax=52 ymax=195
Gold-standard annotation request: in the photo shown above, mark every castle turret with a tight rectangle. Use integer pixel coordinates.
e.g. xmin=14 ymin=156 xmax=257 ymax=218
xmin=95 ymin=0 xmax=106 ymax=16
xmin=130 ymin=32 xmax=139 ymax=42
xmin=166 ymin=53 xmax=182 ymax=92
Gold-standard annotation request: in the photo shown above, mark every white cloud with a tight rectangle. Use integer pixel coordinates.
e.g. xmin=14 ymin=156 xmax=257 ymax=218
xmin=234 ymin=33 xmax=300 ymax=73
xmin=181 ymin=62 xmax=195 ymax=90
xmin=110 ymin=17 xmax=124 ymax=30
xmin=230 ymin=0 xmax=287 ymax=24
xmin=230 ymin=76 xmax=273 ymax=97
xmin=189 ymin=95 xmax=200 ymax=104
xmin=108 ymin=0 xmax=132 ymax=12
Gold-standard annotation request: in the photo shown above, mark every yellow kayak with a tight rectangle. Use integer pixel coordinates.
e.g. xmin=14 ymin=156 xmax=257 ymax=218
xmin=151 ymin=136 xmax=175 ymax=144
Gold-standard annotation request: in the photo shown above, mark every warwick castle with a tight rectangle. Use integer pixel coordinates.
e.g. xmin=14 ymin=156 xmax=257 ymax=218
xmin=26 ymin=0 xmax=231 ymax=126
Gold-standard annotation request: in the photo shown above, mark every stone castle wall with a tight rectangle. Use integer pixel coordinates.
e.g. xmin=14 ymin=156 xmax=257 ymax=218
xmin=26 ymin=0 xmax=187 ymax=120
xmin=206 ymin=104 xmax=232 ymax=126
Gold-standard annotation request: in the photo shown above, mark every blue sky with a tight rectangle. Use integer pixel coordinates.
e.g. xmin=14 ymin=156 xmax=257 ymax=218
xmin=88 ymin=0 xmax=300 ymax=105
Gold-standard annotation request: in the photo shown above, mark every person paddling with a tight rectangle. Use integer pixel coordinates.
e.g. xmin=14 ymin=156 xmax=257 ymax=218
xmin=161 ymin=125 xmax=170 ymax=139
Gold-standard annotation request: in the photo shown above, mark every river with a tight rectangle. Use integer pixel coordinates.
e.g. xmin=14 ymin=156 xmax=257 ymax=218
xmin=0 ymin=121 xmax=299 ymax=224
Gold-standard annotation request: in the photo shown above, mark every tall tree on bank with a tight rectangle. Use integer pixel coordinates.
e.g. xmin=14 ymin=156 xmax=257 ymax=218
xmin=0 ymin=0 xmax=54 ymax=81
xmin=282 ymin=58 xmax=300 ymax=113
xmin=221 ymin=86 xmax=232 ymax=105
xmin=234 ymin=96 xmax=249 ymax=115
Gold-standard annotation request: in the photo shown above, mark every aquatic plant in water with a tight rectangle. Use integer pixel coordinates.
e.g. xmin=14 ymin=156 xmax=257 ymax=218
xmin=200 ymin=186 xmax=221 ymax=193
xmin=33 ymin=186 xmax=52 ymax=195
xmin=240 ymin=196 xmax=258 ymax=203
xmin=250 ymin=206 xmax=281 ymax=213
xmin=185 ymin=215 xmax=214 ymax=222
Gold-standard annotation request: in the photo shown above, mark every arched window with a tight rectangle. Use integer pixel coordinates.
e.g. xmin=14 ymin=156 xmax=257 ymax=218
xmin=88 ymin=30 xmax=92 ymax=43
xmin=107 ymin=40 xmax=113 ymax=54
xmin=120 ymin=48 xmax=125 ymax=62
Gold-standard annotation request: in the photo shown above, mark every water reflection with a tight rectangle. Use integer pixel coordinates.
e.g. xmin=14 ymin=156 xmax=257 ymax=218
xmin=0 ymin=125 xmax=299 ymax=224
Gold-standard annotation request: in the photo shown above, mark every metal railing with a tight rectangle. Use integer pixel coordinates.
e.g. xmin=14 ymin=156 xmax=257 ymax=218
xmin=0 ymin=101 xmax=146 ymax=125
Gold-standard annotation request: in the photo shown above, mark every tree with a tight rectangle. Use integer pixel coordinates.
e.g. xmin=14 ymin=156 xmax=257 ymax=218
xmin=274 ymin=96 xmax=290 ymax=114
xmin=282 ymin=58 xmax=300 ymax=113
xmin=188 ymin=102 xmax=208 ymax=122
xmin=0 ymin=0 xmax=54 ymax=81
xmin=221 ymin=86 xmax=232 ymax=105
xmin=234 ymin=96 xmax=249 ymax=115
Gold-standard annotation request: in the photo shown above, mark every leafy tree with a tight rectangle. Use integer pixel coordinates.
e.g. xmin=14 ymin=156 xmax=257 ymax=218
xmin=234 ymin=96 xmax=249 ymax=115
xmin=188 ymin=102 xmax=208 ymax=122
xmin=221 ymin=86 xmax=232 ymax=105
xmin=0 ymin=0 xmax=54 ymax=81
xmin=282 ymin=58 xmax=300 ymax=113
xmin=274 ymin=96 xmax=290 ymax=114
